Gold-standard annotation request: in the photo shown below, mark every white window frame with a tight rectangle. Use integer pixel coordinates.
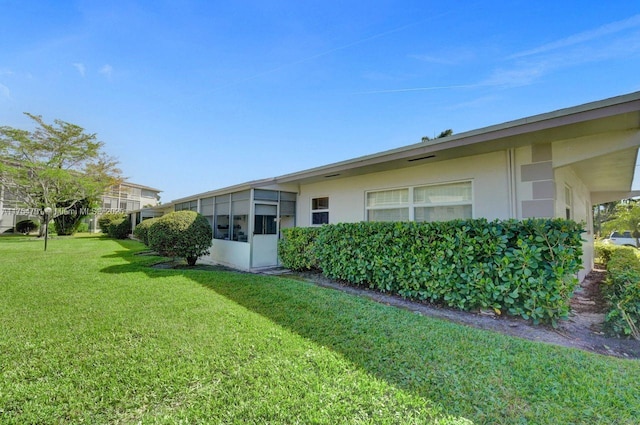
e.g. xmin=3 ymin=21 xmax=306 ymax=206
xmin=311 ymin=196 xmax=330 ymax=226
xmin=365 ymin=188 xmax=410 ymax=222
xmin=365 ymin=180 xmax=474 ymax=222
xmin=564 ymin=185 xmax=573 ymax=220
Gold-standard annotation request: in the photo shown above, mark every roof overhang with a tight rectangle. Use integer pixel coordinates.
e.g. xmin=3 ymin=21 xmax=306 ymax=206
xmin=272 ymin=91 xmax=640 ymax=187
xmin=161 ymin=91 xmax=640 ymax=206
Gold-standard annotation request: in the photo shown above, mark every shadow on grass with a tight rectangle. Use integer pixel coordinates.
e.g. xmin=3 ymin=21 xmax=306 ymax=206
xmin=99 ymin=241 xmax=489 ymax=418
xmin=99 ymin=239 xmax=640 ymax=424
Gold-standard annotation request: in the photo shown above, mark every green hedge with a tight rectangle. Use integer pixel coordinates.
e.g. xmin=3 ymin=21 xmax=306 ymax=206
xmin=147 ymin=211 xmax=212 ymax=266
xmin=603 ymin=247 xmax=640 ymax=339
xmin=133 ymin=217 xmax=159 ymax=246
xmin=594 ymin=241 xmax=624 ymax=265
xmin=279 ymin=219 xmax=584 ymax=324
xmin=107 ymin=218 xmax=131 ymax=240
xmin=98 ymin=213 xmax=127 ymax=234
xmin=278 ymin=227 xmax=321 ymax=271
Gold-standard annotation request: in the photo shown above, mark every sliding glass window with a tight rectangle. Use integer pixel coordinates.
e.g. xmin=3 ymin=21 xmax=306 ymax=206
xmin=366 ymin=181 xmax=472 ymax=223
xmin=214 ymin=195 xmax=230 ymax=240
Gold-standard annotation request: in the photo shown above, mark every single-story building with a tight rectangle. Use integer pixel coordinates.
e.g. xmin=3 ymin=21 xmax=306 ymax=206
xmin=133 ymin=91 xmax=640 ymax=280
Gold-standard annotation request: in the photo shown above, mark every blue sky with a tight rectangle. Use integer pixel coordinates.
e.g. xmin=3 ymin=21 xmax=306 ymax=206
xmin=2 ymin=1 xmax=640 ymax=202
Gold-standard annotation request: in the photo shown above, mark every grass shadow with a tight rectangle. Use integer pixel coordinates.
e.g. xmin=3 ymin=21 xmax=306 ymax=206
xmin=100 ymin=238 xmax=640 ymax=424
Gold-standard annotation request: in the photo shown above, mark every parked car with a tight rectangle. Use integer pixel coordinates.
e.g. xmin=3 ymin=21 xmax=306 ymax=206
xmin=604 ymin=231 xmax=639 ymax=247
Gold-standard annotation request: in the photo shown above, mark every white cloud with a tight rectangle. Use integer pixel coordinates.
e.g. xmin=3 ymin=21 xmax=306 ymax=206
xmin=510 ymin=14 xmax=640 ymax=59
xmin=99 ymin=64 xmax=113 ymax=79
xmin=73 ymin=63 xmax=86 ymax=77
xmin=480 ymin=62 xmax=549 ymax=88
xmin=355 ymin=15 xmax=640 ymax=97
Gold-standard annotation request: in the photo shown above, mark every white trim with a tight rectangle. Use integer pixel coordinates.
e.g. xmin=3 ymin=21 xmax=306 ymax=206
xmin=310 ymin=196 xmax=330 ymax=226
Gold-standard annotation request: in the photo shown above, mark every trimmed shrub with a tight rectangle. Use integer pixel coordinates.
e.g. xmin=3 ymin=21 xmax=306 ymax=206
xmin=107 ymin=218 xmax=131 ymax=240
xmin=15 ymin=219 xmax=39 ymax=234
xmin=75 ymin=222 xmax=89 ymax=233
xmin=279 ymin=227 xmax=321 ymax=271
xmin=147 ymin=211 xmax=212 ymax=266
xmin=594 ymin=241 xmax=625 ymax=266
xmin=603 ymin=247 xmax=640 ymax=339
xmin=98 ymin=212 xmax=127 ymax=234
xmin=278 ymin=219 xmax=584 ymax=325
xmin=133 ymin=217 xmax=159 ymax=246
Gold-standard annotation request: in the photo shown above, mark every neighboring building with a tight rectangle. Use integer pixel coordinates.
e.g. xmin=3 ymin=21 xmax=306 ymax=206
xmin=88 ymin=182 xmax=162 ymax=232
xmin=133 ymin=91 xmax=640 ymax=279
xmin=0 ymin=185 xmax=28 ymax=234
xmin=101 ymin=182 xmax=162 ymax=212
xmin=0 ymin=181 xmax=161 ymax=233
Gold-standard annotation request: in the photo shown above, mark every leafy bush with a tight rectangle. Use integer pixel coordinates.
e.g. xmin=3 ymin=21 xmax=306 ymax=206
xmin=133 ymin=217 xmax=159 ymax=246
xmin=75 ymin=222 xmax=89 ymax=233
xmin=279 ymin=219 xmax=584 ymax=325
xmin=15 ymin=219 xmax=39 ymax=234
xmin=594 ymin=241 xmax=624 ymax=266
xmin=279 ymin=227 xmax=321 ymax=271
xmin=53 ymin=199 xmax=92 ymax=236
xmin=98 ymin=212 xmax=127 ymax=234
xmin=107 ymin=218 xmax=131 ymax=240
xmin=603 ymin=247 xmax=640 ymax=339
xmin=147 ymin=211 xmax=212 ymax=266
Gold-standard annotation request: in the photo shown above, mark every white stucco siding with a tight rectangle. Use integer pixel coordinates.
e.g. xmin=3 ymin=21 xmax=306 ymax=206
xmin=555 ymin=165 xmax=593 ymax=280
xmin=211 ymin=239 xmax=251 ymax=270
xmin=297 ymin=151 xmax=512 ymax=226
xmin=514 ymin=146 xmax=533 ymax=219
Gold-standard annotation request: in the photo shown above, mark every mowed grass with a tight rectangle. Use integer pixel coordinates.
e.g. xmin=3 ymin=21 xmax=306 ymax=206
xmin=0 ymin=236 xmax=638 ymax=424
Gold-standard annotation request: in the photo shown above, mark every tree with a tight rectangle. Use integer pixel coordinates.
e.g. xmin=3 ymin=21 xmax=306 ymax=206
xmin=602 ymin=200 xmax=640 ymax=247
xmin=593 ymin=200 xmax=621 ymax=238
xmin=421 ymin=129 xmax=453 ymax=143
xmin=0 ymin=113 xmax=121 ymax=235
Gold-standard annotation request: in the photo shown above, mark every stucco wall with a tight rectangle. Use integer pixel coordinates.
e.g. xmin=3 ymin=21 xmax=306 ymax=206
xmin=297 ymin=151 xmax=512 ymax=226
xmin=211 ymin=239 xmax=251 ymax=270
xmin=555 ymin=165 xmax=593 ymax=280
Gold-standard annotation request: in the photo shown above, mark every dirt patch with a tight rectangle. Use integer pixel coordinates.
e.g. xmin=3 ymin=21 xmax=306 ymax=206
xmin=282 ymin=268 xmax=640 ymax=359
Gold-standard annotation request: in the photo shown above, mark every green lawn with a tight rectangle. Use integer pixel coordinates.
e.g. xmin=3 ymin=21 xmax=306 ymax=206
xmin=0 ymin=235 xmax=638 ymax=424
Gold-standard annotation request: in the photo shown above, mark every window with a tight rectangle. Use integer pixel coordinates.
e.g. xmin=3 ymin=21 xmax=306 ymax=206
xmin=141 ymin=189 xmax=157 ymax=198
xmin=311 ymin=197 xmax=329 ymax=225
xmin=254 ymin=204 xmax=277 ymax=235
xmin=366 ymin=181 xmax=473 ymax=223
xmin=231 ymin=191 xmax=250 ymax=242
xmin=366 ymin=189 xmax=409 ymax=222
xmin=200 ymin=197 xmax=214 ymax=233
xmin=414 ymin=182 xmax=472 ymax=222
xmin=214 ymin=195 xmax=230 ymax=239
xmin=564 ymin=185 xmax=573 ymax=220
xmin=254 ymin=189 xmax=279 ymax=201
xmin=175 ymin=200 xmax=197 ymax=212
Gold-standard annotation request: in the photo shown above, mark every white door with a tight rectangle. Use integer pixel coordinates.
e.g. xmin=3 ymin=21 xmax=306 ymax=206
xmin=252 ymin=204 xmax=278 ymax=268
